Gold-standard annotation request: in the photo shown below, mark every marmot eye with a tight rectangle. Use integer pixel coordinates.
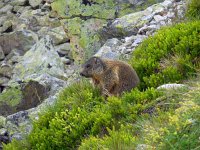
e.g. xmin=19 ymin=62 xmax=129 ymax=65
xmin=86 ymin=64 xmax=90 ymax=68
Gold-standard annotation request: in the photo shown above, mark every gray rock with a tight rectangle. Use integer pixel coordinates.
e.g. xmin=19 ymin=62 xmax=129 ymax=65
xmin=124 ymin=36 xmax=135 ymax=44
xmin=94 ymin=46 xmax=112 ymax=57
xmin=138 ymin=24 xmax=159 ymax=34
xmin=161 ymin=0 xmax=173 ymax=8
xmin=29 ymin=0 xmax=43 ymax=8
xmin=0 ymin=129 xmax=10 ymax=148
xmin=61 ymin=57 xmax=71 ymax=65
xmin=13 ymin=5 xmax=23 ymax=13
xmin=12 ymin=36 xmax=66 ymax=81
xmin=41 ymin=2 xmax=51 ymax=11
xmin=38 ymin=26 xmax=69 ymax=45
xmin=94 ymin=46 xmax=120 ymax=60
xmin=0 ymin=4 xmax=13 ymax=14
xmin=159 ymin=20 xmax=166 ymax=26
xmin=157 ymin=83 xmax=187 ymax=90
xmin=4 ymin=49 xmax=21 ymax=64
xmin=106 ymin=9 xmax=152 ymax=37
xmin=10 ymin=0 xmax=28 ymax=6
xmin=32 ymin=74 xmax=67 ymax=96
xmin=176 ymin=3 xmax=186 ymax=19
xmin=154 ymin=15 xmax=166 ymax=22
xmin=0 ymin=16 xmax=7 ymax=27
xmin=15 ymin=6 xmax=31 ymax=15
xmin=132 ymin=35 xmax=147 ymax=47
xmin=104 ymin=38 xmax=122 ymax=48
xmin=6 ymin=111 xmax=32 ymax=140
xmin=0 ymin=63 xmax=12 ymax=79
xmin=17 ymin=80 xmax=50 ymax=111
xmin=150 ymin=3 xmax=165 ymax=14
xmin=122 ymin=48 xmax=132 ymax=54
xmin=94 ymin=38 xmax=122 ymax=59
xmin=117 ymin=45 xmax=127 ymax=53
xmin=0 ymin=20 xmax=12 ymax=33
xmin=166 ymin=11 xmax=175 ymax=18
xmin=0 ymin=30 xmax=38 ymax=56
xmin=56 ymin=43 xmax=71 ymax=56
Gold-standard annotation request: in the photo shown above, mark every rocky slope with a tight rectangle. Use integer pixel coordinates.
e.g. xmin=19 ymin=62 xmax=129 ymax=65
xmin=0 ymin=0 xmax=186 ymax=146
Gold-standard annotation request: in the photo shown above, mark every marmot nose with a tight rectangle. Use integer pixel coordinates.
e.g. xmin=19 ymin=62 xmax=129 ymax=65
xmin=80 ymin=72 xmax=84 ymax=76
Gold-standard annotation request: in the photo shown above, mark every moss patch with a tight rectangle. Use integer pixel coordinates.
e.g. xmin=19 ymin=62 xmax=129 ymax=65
xmin=0 ymin=87 xmax=22 ymax=107
xmin=0 ymin=87 xmax=22 ymax=116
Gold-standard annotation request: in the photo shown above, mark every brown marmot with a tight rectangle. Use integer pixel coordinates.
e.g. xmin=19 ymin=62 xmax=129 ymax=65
xmin=80 ymin=57 xmax=140 ymax=97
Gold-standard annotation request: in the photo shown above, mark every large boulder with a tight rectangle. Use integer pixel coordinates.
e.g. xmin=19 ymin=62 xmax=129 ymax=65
xmin=12 ymin=36 xmax=66 ymax=81
xmin=100 ymin=1 xmax=174 ymax=38
xmin=0 ymin=4 xmax=13 ymax=14
xmin=29 ymin=0 xmax=43 ymax=8
xmin=94 ymin=38 xmax=122 ymax=59
xmin=9 ymin=0 xmax=28 ymax=6
xmin=0 ymin=30 xmax=38 ymax=56
xmin=6 ymin=111 xmax=31 ymax=140
xmin=4 ymin=73 xmax=67 ymax=140
xmin=0 ymin=20 xmax=12 ymax=33
xmin=38 ymin=26 xmax=69 ymax=45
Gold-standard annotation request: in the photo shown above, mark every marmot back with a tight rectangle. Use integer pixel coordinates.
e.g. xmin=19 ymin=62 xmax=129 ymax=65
xmin=80 ymin=57 xmax=140 ymax=97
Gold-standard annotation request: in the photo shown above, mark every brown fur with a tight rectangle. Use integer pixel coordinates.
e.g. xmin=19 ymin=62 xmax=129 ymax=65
xmin=80 ymin=57 xmax=140 ymax=97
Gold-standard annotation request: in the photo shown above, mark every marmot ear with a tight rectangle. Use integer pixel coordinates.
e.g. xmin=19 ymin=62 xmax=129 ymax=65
xmin=94 ymin=57 xmax=100 ymax=64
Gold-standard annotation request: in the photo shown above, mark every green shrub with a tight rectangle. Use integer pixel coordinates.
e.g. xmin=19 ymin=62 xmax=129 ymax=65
xmin=79 ymin=126 xmax=136 ymax=150
xmin=130 ymin=21 xmax=200 ymax=89
xmin=26 ymin=83 xmax=161 ymax=150
xmin=0 ymin=87 xmax=22 ymax=107
xmin=186 ymin=0 xmax=200 ymax=20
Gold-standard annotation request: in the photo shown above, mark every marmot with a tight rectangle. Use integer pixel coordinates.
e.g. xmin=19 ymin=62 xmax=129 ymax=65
xmin=80 ymin=57 xmax=140 ymax=97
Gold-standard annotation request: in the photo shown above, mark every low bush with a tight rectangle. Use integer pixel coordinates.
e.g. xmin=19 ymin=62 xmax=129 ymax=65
xmin=186 ymin=0 xmax=200 ymax=20
xmin=79 ymin=126 xmax=136 ymax=150
xmin=130 ymin=21 xmax=200 ymax=89
xmin=26 ymin=82 xmax=161 ymax=150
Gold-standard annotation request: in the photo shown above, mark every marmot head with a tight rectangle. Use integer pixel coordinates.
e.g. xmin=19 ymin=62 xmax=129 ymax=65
xmin=80 ymin=57 xmax=105 ymax=78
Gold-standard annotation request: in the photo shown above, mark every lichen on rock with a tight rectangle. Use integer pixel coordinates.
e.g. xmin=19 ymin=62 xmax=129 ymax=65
xmin=12 ymin=36 xmax=66 ymax=81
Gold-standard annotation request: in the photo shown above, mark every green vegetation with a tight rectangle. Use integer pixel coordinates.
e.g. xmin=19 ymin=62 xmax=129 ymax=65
xmin=186 ymin=0 xmax=200 ymax=20
xmin=130 ymin=21 xmax=200 ymax=90
xmin=0 ymin=87 xmax=22 ymax=107
xmin=51 ymin=0 xmax=67 ymax=17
